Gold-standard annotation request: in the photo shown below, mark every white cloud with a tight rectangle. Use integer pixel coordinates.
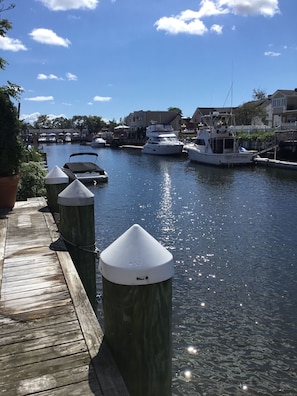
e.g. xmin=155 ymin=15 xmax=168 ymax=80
xmin=0 ymin=36 xmax=27 ymax=51
xmin=20 ymin=112 xmax=41 ymax=124
xmin=36 ymin=72 xmax=77 ymax=80
xmin=221 ymin=0 xmax=280 ymax=17
xmin=93 ymin=96 xmax=112 ymax=102
xmin=25 ymin=96 xmax=54 ymax=102
xmin=155 ymin=16 xmax=208 ymax=35
xmin=210 ymin=24 xmax=223 ymax=34
xmin=29 ymin=28 xmax=71 ymax=47
xmin=264 ymin=51 xmax=281 ymax=56
xmin=66 ymin=72 xmax=77 ymax=81
xmin=38 ymin=0 xmax=98 ymax=11
xmin=37 ymin=73 xmax=60 ymax=80
xmin=155 ymin=0 xmax=280 ymax=36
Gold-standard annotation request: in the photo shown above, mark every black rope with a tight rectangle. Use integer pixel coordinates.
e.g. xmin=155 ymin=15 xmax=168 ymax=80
xmin=51 ymin=233 xmax=101 ymax=258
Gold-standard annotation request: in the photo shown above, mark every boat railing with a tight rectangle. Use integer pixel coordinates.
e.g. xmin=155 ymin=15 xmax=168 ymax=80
xmin=69 ymin=152 xmax=99 ymax=161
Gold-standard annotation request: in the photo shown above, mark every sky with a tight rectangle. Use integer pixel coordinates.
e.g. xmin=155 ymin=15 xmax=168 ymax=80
xmin=0 ymin=0 xmax=296 ymax=125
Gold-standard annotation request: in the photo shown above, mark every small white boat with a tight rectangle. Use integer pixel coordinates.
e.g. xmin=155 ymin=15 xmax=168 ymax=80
xmin=62 ymin=152 xmax=108 ymax=184
xmin=185 ymin=112 xmax=257 ymax=166
xmin=57 ymin=132 xmax=65 ymax=143
xmin=38 ymin=133 xmax=47 ymax=143
xmin=142 ymin=123 xmax=183 ymax=156
xmin=64 ymin=133 xmax=72 ymax=143
xmin=91 ymin=137 xmax=106 ymax=148
xmin=48 ymin=133 xmax=57 ymax=143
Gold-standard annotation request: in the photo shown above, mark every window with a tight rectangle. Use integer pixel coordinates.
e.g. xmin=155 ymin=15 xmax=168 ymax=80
xmin=272 ymin=98 xmax=286 ymax=107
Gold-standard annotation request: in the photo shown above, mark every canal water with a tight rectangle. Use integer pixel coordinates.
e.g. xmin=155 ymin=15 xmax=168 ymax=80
xmin=44 ymin=144 xmax=297 ymax=395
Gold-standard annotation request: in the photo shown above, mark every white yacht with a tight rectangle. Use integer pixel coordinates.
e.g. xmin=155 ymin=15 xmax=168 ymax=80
xmin=185 ymin=112 xmax=257 ymax=166
xmin=142 ymin=123 xmax=183 ymax=156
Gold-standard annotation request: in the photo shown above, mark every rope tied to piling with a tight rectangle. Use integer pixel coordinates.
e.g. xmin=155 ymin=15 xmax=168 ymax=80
xmin=50 ymin=233 xmax=101 ymax=258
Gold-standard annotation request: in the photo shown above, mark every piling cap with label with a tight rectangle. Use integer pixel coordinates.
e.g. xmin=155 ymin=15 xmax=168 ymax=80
xmin=99 ymin=224 xmax=174 ymax=285
xmin=57 ymin=179 xmax=94 ymax=206
xmin=45 ymin=165 xmax=69 ymax=184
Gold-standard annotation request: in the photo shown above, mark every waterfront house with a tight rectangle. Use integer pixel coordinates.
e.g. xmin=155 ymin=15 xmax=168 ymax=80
xmin=270 ymin=89 xmax=297 ymax=129
xmin=124 ymin=110 xmax=181 ymax=131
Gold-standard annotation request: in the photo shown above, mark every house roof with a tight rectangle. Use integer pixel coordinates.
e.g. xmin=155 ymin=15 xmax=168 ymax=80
xmin=272 ymin=89 xmax=297 ymax=97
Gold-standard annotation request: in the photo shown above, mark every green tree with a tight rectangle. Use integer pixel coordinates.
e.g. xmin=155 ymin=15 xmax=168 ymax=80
xmin=234 ymin=101 xmax=267 ymax=125
xmin=168 ymin=107 xmax=183 ymax=116
xmin=51 ymin=116 xmax=72 ymax=129
xmin=33 ymin=115 xmax=52 ymax=129
xmin=72 ymin=115 xmax=88 ymax=133
xmin=86 ymin=115 xmax=105 ymax=135
xmin=252 ymin=89 xmax=266 ymax=100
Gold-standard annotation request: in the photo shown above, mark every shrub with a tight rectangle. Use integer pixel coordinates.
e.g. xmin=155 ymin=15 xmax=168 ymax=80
xmin=17 ymin=161 xmax=47 ymax=201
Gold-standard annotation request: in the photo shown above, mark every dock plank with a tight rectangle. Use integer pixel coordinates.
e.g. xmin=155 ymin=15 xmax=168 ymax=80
xmin=0 ymin=199 xmax=129 ymax=396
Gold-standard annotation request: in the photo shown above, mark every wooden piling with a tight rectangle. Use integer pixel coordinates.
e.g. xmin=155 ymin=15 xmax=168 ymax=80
xmin=99 ymin=224 xmax=174 ymax=396
xmin=58 ymin=179 xmax=97 ymax=310
xmin=45 ymin=165 xmax=69 ymax=213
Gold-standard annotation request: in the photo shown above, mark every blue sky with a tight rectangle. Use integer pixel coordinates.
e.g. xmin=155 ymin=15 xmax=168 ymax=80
xmin=0 ymin=0 xmax=296 ymax=125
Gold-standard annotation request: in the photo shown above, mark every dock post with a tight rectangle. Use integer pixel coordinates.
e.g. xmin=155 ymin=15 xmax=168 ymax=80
xmin=99 ymin=224 xmax=174 ymax=396
xmin=57 ymin=179 xmax=97 ymax=310
xmin=45 ymin=165 xmax=69 ymax=213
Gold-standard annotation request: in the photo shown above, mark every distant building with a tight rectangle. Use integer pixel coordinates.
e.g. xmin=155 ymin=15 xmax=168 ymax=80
xmin=270 ymin=89 xmax=297 ymax=129
xmin=124 ymin=110 xmax=181 ymax=131
xmin=191 ymin=107 xmax=234 ymax=127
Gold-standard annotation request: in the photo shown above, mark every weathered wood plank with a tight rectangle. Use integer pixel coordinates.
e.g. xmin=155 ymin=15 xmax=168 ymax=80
xmin=2 ymin=284 xmax=68 ymax=300
xmin=30 ymin=379 xmax=104 ymax=396
xmin=0 ymin=319 xmax=81 ymax=347
xmin=0 ymin=329 xmax=84 ymax=358
xmin=0 ymin=339 xmax=86 ymax=368
xmin=0 ymin=297 xmax=72 ymax=315
xmin=0 ymin=305 xmax=77 ymax=335
xmin=1 ymin=276 xmax=65 ymax=294
xmin=0 ymin=354 xmax=95 ymax=395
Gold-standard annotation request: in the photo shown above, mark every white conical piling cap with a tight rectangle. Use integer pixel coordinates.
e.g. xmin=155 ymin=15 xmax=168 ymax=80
xmin=45 ymin=165 xmax=69 ymax=184
xmin=57 ymin=179 xmax=94 ymax=206
xmin=99 ymin=224 xmax=174 ymax=285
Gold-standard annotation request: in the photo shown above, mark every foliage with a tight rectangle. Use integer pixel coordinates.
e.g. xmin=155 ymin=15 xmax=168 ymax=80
xmin=30 ymin=113 xmax=118 ymax=133
xmin=168 ymin=107 xmax=183 ymax=116
xmin=0 ymin=89 xmax=25 ymax=176
xmin=252 ymin=88 xmax=266 ymax=100
xmin=86 ymin=115 xmax=105 ymax=134
xmin=24 ymin=146 xmax=45 ymax=162
xmin=234 ymin=101 xmax=267 ymax=125
xmin=17 ymin=161 xmax=47 ymax=201
xmin=236 ymin=131 xmax=275 ymax=141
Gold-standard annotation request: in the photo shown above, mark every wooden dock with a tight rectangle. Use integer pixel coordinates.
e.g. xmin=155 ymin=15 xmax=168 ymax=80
xmin=0 ymin=198 xmax=129 ymax=396
xmin=254 ymin=157 xmax=297 ymax=170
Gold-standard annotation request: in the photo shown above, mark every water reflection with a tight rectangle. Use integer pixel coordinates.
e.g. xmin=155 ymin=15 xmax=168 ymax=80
xmin=156 ymin=162 xmax=175 ymax=242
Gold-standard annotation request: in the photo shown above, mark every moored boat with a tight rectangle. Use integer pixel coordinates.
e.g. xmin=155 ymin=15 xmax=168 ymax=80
xmin=64 ymin=133 xmax=72 ymax=143
xmin=62 ymin=152 xmax=108 ymax=184
xmin=142 ymin=123 xmax=183 ymax=156
xmin=185 ymin=112 xmax=257 ymax=166
xmin=38 ymin=133 xmax=47 ymax=143
xmin=91 ymin=137 xmax=106 ymax=148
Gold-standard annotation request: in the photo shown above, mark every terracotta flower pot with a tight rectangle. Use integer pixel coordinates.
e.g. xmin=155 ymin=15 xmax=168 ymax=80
xmin=0 ymin=174 xmax=20 ymax=210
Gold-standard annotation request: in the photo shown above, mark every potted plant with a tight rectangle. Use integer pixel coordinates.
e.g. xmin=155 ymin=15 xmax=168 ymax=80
xmin=0 ymin=84 xmax=25 ymax=209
